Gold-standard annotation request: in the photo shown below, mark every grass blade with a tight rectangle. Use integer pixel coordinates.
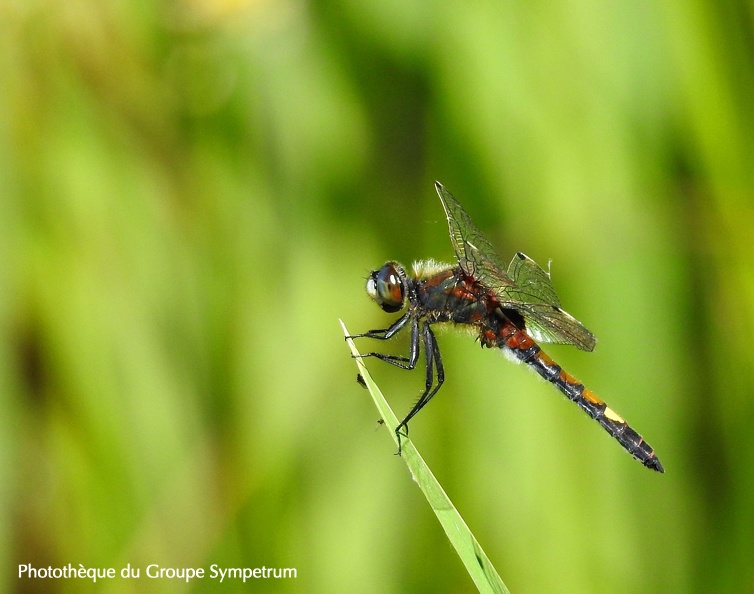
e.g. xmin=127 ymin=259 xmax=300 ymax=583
xmin=341 ymin=320 xmax=511 ymax=594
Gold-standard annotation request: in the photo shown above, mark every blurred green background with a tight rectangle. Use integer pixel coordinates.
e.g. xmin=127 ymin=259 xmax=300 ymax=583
xmin=2 ymin=1 xmax=754 ymax=592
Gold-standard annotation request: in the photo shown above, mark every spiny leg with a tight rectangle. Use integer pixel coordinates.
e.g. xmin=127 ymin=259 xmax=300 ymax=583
xmin=349 ymin=316 xmax=447 ymax=455
xmin=347 ymin=311 xmax=412 ymax=341
xmin=351 ymin=315 xmax=420 ymax=371
xmin=395 ymin=322 xmax=445 ymax=454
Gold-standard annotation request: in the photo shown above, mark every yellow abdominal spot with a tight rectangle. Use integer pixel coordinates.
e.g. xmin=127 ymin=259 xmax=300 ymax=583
xmin=603 ymin=407 xmax=625 ymax=424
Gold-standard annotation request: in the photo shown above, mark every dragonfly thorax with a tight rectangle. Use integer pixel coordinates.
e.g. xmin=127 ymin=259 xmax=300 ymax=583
xmin=366 ymin=262 xmax=408 ymax=313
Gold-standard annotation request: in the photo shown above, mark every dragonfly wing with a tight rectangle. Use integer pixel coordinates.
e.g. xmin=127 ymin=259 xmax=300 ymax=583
xmin=435 ymin=182 xmax=515 ymax=291
xmin=506 ymin=251 xmax=561 ymax=306
xmin=509 ymin=301 xmax=597 ymax=351
xmin=504 ymin=252 xmax=596 ymax=350
xmin=435 ymin=183 xmax=597 ymax=352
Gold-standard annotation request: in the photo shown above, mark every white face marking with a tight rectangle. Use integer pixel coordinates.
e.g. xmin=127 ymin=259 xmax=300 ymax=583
xmin=366 ymin=278 xmax=377 ymax=299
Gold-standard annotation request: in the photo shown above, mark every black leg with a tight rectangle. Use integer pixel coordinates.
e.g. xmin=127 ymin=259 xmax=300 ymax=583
xmin=350 ymin=315 xmax=446 ymax=455
xmin=395 ymin=322 xmax=445 ymax=453
xmin=347 ymin=312 xmax=412 ymax=341
xmin=350 ymin=315 xmax=420 ymax=371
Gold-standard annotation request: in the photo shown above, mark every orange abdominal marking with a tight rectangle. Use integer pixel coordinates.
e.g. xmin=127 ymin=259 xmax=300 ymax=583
xmin=581 ymin=388 xmax=605 ymax=406
xmin=559 ymin=369 xmax=577 ymax=385
xmin=537 ymin=351 xmax=557 ymax=367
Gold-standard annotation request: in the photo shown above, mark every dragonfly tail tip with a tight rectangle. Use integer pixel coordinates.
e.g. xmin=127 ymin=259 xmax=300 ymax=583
xmin=646 ymin=456 xmax=665 ymax=473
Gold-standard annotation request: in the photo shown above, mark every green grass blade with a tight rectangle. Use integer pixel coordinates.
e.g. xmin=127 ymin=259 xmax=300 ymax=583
xmin=340 ymin=320 xmax=511 ymax=594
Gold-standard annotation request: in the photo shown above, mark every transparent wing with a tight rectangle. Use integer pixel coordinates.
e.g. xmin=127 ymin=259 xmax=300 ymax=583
xmin=505 ymin=252 xmax=596 ymax=351
xmin=435 ymin=182 xmax=516 ymax=295
xmin=506 ymin=251 xmax=561 ymax=306
xmin=435 ymin=182 xmax=596 ymax=352
xmin=510 ymin=301 xmax=596 ymax=351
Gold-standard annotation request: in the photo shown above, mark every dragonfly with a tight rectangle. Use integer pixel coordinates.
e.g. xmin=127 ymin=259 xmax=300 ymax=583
xmin=349 ymin=182 xmax=664 ymax=472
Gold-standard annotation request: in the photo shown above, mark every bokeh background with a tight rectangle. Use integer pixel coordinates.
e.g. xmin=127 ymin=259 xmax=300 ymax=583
xmin=3 ymin=1 xmax=754 ymax=592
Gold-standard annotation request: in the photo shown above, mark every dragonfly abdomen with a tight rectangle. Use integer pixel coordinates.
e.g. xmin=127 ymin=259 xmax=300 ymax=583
xmin=495 ymin=322 xmax=664 ymax=473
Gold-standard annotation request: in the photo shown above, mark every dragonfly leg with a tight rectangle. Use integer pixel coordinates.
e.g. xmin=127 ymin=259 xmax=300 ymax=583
xmin=347 ymin=311 xmax=412 ymax=341
xmin=350 ymin=315 xmax=420 ymax=371
xmin=395 ymin=322 xmax=444 ymax=454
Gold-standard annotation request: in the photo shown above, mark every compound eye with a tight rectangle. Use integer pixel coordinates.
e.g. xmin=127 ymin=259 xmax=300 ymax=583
xmin=367 ymin=264 xmax=405 ymax=313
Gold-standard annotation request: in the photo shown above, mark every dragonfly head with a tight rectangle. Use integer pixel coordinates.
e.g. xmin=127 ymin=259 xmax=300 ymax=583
xmin=366 ymin=262 xmax=407 ymax=313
